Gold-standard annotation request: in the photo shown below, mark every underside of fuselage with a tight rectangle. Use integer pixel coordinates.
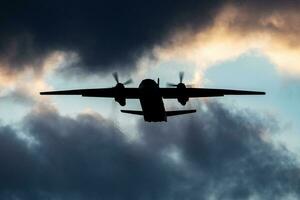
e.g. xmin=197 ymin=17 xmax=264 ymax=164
xmin=139 ymin=79 xmax=167 ymax=122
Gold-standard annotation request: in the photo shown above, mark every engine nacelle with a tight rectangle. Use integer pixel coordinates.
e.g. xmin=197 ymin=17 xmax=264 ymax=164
xmin=114 ymin=83 xmax=126 ymax=106
xmin=115 ymin=97 xmax=126 ymax=106
xmin=178 ymin=96 xmax=189 ymax=105
xmin=177 ymin=83 xmax=189 ymax=105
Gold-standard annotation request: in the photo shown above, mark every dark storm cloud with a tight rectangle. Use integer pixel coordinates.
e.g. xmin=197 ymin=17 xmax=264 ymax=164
xmin=0 ymin=108 xmax=176 ymax=200
xmin=0 ymin=102 xmax=299 ymax=199
xmin=1 ymin=0 xmax=300 ymax=75
xmin=139 ymin=102 xmax=300 ymax=199
xmin=0 ymin=0 xmax=225 ymax=74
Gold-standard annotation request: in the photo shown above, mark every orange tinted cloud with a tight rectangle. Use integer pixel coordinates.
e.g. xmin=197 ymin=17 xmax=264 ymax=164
xmin=153 ymin=4 xmax=300 ymax=77
xmin=0 ymin=51 xmax=69 ymax=104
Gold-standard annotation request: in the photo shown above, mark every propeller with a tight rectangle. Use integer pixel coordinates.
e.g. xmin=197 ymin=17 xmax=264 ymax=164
xmin=113 ymin=72 xmax=119 ymax=83
xmin=179 ymin=71 xmax=184 ymax=83
xmin=113 ymin=72 xmax=133 ymax=85
xmin=167 ymin=72 xmax=193 ymax=88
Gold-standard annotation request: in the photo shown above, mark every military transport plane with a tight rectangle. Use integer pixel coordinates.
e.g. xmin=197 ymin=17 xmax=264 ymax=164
xmin=40 ymin=72 xmax=265 ymax=122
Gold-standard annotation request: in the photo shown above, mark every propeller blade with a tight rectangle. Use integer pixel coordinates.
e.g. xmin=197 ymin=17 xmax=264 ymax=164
xmin=113 ymin=72 xmax=119 ymax=83
xmin=179 ymin=71 xmax=184 ymax=83
xmin=167 ymin=83 xmax=178 ymax=87
xmin=123 ymin=78 xmax=133 ymax=85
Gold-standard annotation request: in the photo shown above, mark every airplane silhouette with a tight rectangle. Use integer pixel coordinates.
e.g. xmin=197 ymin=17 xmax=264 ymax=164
xmin=40 ymin=72 xmax=265 ymax=122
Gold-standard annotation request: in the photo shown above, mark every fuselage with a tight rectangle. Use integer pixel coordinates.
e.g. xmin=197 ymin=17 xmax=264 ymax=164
xmin=138 ymin=79 xmax=166 ymax=122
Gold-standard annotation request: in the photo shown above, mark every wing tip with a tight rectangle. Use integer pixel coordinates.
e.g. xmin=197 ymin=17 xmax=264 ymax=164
xmin=40 ymin=91 xmax=60 ymax=95
xmin=240 ymin=91 xmax=266 ymax=95
xmin=40 ymin=91 xmax=52 ymax=95
xmin=256 ymin=91 xmax=266 ymax=95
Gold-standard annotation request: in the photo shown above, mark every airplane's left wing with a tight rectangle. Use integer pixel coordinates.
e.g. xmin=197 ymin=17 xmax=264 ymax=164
xmin=40 ymin=88 xmax=140 ymax=99
xmin=160 ymin=88 xmax=265 ymax=98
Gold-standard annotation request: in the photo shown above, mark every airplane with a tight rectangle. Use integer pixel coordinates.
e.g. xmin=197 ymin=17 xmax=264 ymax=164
xmin=40 ymin=72 xmax=265 ymax=122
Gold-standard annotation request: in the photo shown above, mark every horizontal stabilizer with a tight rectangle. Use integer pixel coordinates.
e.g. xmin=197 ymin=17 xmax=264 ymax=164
xmin=166 ymin=109 xmax=196 ymax=117
xmin=121 ymin=110 xmax=144 ymax=115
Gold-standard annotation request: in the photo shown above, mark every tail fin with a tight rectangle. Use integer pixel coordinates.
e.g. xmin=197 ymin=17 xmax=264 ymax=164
xmin=166 ymin=109 xmax=196 ymax=116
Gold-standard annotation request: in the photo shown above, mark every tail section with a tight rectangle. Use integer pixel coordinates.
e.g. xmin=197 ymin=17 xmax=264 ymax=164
xmin=121 ymin=110 xmax=143 ymax=115
xmin=120 ymin=109 xmax=196 ymax=122
xmin=166 ymin=109 xmax=196 ymax=117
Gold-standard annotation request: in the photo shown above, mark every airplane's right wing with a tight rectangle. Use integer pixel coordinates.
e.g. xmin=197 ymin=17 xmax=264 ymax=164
xmin=160 ymin=88 xmax=265 ymax=98
xmin=40 ymin=88 xmax=141 ymax=99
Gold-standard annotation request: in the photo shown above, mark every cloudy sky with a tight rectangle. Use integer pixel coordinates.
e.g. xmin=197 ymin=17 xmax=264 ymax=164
xmin=0 ymin=0 xmax=300 ymax=199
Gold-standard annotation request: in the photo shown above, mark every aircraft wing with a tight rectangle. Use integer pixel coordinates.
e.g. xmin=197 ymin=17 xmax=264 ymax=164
xmin=160 ymin=88 xmax=265 ymax=98
xmin=41 ymin=87 xmax=265 ymax=99
xmin=40 ymin=88 xmax=140 ymax=99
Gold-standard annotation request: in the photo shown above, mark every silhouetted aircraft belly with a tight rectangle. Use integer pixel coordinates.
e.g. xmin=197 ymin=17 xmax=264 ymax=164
xmin=40 ymin=73 xmax=265 ymax=122
xmin=139 ymin=81 xmax=166 ymax=121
